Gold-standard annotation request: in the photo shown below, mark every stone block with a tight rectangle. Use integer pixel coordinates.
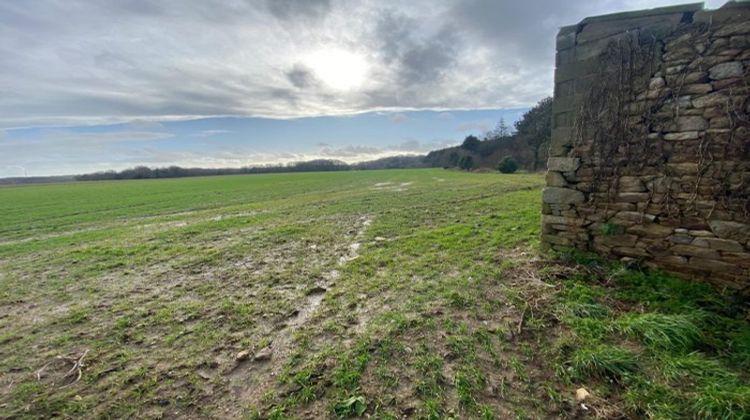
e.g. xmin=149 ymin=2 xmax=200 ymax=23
xmin=541 ymin=233 xmax=573 ymax=246
xmin=616 ymin=193 xmax=650 ymax=203
xmin=547 ymin=157 xmax=581 ymax=172
xmin=709 ymin=61 xmax=744 ymax=80
xmin=689 ymin=257 xmax=741 ymax=274
xmin=692 ymin=92 xmax=729 ymax=108
xmin=542 ymin=187 xmax=585 ymax=204
xmin=671 ymin=244 xmax=720 ymax=259
xmin=679 ymin=84 xmax=713 ymax=95
xmin=664 ymin=131 xmax=700 ymax=141
xmin=594 ymin=234 xmax=638 ymax=248
xmin=714 ymin=20 xmax=750 ymax=37
xmin=613 ymin=246 xmax=650 ymax=258
xmin=557 ymin=25 xmax=578 ymax=50
xmin=546 ymin=171 xmax=568 ymax=187
xmin=704 ymin=238 xmax=745 ymax=252
xmin=708 ymin=220 xmax=750 ymax=243
xmin=618 ymin=176 xmax=646 ymax=192
xmin=627 ymin=223 xmax=674 ymax=238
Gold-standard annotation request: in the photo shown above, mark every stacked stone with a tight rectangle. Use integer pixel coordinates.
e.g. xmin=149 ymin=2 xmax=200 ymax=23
xmin=543 ymin=2 xmax=750 ymax=292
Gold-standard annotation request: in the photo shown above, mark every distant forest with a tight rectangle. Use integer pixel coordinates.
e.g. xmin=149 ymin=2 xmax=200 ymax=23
xmin=1 ymin=97 xmax=552 ymax=185
xmin=71 ymin=155 xmax=429 ymax=182
xmin=425 ymin=97 xmax=552 ymax=171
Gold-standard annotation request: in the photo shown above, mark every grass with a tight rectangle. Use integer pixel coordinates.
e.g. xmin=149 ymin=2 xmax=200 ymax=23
xmin=0 ymin=168 xmax=747 ymax=418
xmin=552 ymin=252 xmax=750 ymax=419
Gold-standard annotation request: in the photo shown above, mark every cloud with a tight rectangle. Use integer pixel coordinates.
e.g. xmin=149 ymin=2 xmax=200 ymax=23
xmin=286 ymin=64 xmax=318 ymax=89
xmin=192 ymin=129 xmax=232 ymax=137
xmin=128 ymin=119 xmax=163 ymax=130
xmin=0 ymin=0 xmax=696 ymax=130
xmin=267 ymin=0 xmax=330 ymax=21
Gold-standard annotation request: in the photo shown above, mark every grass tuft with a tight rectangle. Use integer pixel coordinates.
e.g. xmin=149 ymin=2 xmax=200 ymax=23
xmin=616 ymin=312 xmax=702 ymax=351
xmin=569 ymin=345 xmax=639 ymax=381
xmin=691 ymin=384 xmax=750 ymax=420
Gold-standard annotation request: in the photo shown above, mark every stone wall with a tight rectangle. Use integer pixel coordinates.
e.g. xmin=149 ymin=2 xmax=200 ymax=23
xmin=543 ymin=2 xmax=750 ymax=292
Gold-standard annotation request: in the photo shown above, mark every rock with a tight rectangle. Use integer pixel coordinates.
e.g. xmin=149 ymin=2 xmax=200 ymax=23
xmin=627 ymin=224 xmax=674 ymax=238
xmin=680 ymin=84 xmax=713 ymax=95
xmin=730 ymin=35 xmax=749 ymax=49
xmin=254 ymin=347 xmax=272 ymax=361
xmin=671 ymin=244 xmax=720 ymax=259
xmin=547 ymin=157 xmax=581 ymax=172
xmin=546 ymin=171 xmax=568 ymax=187
xmin=708 ymin=220 xmax=750 ymax=243
xmin=664 ymin=131 xmax=700 ymax=141
xmin=709 ymin=62 xmax=744 ymax=80
xmin=575 ymin=388 xmax=591 ymax=402
xmin=676 ymin=116 xmax=709 ymax=132
xmin=235 ymin=350 xmax=251 ymax=362
xmin=649 ymin=77 xmax=665 ymax=89
xmin=692 ymin=92 xmax=729 ymax=109
xmin=618 ymin=176 xmax=646 ymax=192
xmin=543 ymin=187 xmax=585 ymax=204
xmin=704 ymin=238 xmax=745 ymax=252
xmin=714 ymin=21 xmax=750 ymax=37
xmin=690 ymin=257 xmax=740 ymax=273
xmin=616 ymin=193 xmax=650 ymax=203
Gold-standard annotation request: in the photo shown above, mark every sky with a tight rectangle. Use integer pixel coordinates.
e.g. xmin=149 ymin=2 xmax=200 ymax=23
xmin=0 ymin=0 xmax=725 ymax=177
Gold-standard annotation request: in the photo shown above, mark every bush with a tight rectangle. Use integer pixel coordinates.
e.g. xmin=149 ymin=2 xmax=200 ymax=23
xmin=497 ymin=156 xmax=518 ymax=173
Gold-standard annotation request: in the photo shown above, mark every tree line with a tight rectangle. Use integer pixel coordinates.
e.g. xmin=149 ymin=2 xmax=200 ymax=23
xmin=74 ymin=155 xmax=429 ymax=181
xmin=424 ymin=97 xmax=552 ymax=172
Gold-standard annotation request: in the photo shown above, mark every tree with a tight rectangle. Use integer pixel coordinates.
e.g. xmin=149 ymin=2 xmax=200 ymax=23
xmin=514 ymin=97 xmax=552 ymax=171
xmin=448 ymin=151 xmax=460 ymax=167
xmin=497 ymin=156 xmax=518 ymax=174
xmin=459 ymin=155 xmax=474 ymax=171
xmin=493 ymin=117 xmax=512 ymax=138
xmin=461 ymin=135 xmax=481 ymax=152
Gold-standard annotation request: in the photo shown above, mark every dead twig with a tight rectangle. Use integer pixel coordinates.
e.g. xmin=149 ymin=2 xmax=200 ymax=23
xmin=36 ymin=349 xmax=89 ymax=388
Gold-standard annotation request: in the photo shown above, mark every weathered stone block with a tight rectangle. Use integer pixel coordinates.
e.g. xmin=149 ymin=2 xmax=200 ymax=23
xmin=664 ymin=131 xmax=700 ymax=141
xmin=708 ymin=220 xmax=750 ymax=244
xmin=709 ymin=61 xmax=744 ymax=80
xmin=627 ymin=223 xmax=674 ymax=238
xmin=692 ymin=92 xmax=729 ymax=108
xmin=594 ymin=234 xmax=638 ymax=248
xmin=546 ymin=171 xmax=567 ymax=187
xmin=618 ymin=176 xmax=646 ymax=192
xmin=714 ymin=20 xmax=750 ymax=37
xmin=547 ymin=157 xmax=581 ymax=172
xmin=671 ymin=244 xmax=720 ymax=259
xmin=613 ymin=246 xmax=650 ymax=258
xmin=617 ymin=193 xmax=650 ymax=203
xmin=542 ymin=187 xmax=585 ymax=204
xmin=704 ymin=238 xmax=745 ymax=252
xmin=690 ymin=257 xmax=741 ymax=273
xmin=680 ymin=83 xmax=713 ymax=95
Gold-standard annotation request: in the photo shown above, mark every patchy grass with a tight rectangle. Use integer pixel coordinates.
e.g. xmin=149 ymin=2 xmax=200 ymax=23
xmin=548 ymin=252 xmax=750 ymax=419
xmin=0 ymin=169 xmax=747 ymax=419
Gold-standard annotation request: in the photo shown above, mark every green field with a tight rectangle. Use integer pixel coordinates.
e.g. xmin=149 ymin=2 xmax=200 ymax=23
xmin=1 ymin=169 xmax=748 ymax=419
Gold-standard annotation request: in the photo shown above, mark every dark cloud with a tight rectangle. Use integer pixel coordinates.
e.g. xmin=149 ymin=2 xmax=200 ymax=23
xmin=0 ymin=0 xmax=702 ymax=129
xmin=373 ymin=11 xmax=458 ymax=85
xmin=286 ymin=64 xmax=318 ymax=89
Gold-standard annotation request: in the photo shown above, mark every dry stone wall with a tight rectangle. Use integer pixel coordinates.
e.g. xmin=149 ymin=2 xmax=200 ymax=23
xmin=543 ymin=2 xmax=750 ymax=292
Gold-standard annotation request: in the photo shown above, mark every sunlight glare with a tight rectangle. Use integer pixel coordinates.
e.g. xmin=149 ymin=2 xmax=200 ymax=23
xmin=306 ymin=49 xmax=368 ymax=91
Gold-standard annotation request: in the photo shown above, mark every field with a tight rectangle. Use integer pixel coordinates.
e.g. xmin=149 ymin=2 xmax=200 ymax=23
xmin=0 ymin=169 xmax=748 ymax=419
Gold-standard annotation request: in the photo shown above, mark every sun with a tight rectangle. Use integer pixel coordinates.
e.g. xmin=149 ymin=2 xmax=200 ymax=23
xmin=305 ymin=48 xmax=368 ymax=91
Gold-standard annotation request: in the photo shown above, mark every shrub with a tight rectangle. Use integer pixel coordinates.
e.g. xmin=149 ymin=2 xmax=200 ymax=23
xmin=497 ymin=156 xmax=518 ymax=174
